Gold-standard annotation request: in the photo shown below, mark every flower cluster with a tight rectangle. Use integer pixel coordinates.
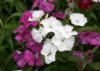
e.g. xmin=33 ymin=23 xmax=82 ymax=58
xmin=13 ymin=0 xmax=100 ymax=70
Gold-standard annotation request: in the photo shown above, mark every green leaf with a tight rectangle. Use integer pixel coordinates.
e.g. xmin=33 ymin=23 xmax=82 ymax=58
xmin=6 ymin=13 xmax=21 ymax=22
xmin=92 ymin=46 xmax=99 ymax=53
xmin=67 ymin=55 xmax=80 ymax=62
xmin=90 ymin=62 xmax=100 ymax=70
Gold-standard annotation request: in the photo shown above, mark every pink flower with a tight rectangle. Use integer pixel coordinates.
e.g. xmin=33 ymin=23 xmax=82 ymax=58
xmin=73 ymin=51 xmax=84 ymax=59
xmin=35 ymin=55 xmax=43 ymax=66
xmin=48 ymin=0 xmax=55 ymax=3
xmin=77 ymin=32 xmax=100 ymax=46
xmin=20 ymin=11 xmax=32 ymax=27
xmin=30 ymin=21 xmax=38 ymax=27
xmin=33 ymin=0 xmax=55 ymax=12
xmin=15 ymin=30 xmax=31 ymax=43
xmin=24 ymin=50 xmax=35 ymax=66
xmin=84 ymin=50 xmax=94 ymax=63
xmin=52 ymin=11 xmax=66 ymax=19
xmin=39 ymin=1 xmax=55 ymax=12
xmin=17 ymin=58 xmax=26 ymax=68
xmin=13 ymin=50 xmax=26 ymax=68
xmin=15 ymin=34 xmax=24 ymax=43
xmin=33 ymin=0 xmax=39 ymax=8
xmin=12 ymin=50 xmax=22 ymax=62
xmin=26 ymin=40 xmax=43 ymax=53
xmin=14 ymin=25 xmax=27 ymax=33
xmin=20 ymin=11 xmax=38 ymax=27
xmin=13 ymin=50 xmax=43 ymax=68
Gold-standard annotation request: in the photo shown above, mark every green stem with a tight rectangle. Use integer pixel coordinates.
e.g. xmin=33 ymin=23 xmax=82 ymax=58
xmin=28 ymin=67 xmax=32 ymax=71
xmin=92 ymin=46 xmax=99 ymax=53
xmin=6 ymin=13 xmax=21 ymax=23
xmin=0 ymin=19 xmax=3 ymax=26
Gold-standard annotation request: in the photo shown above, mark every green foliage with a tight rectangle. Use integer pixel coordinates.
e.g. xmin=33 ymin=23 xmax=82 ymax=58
xmin=0 ymin=0 xmax=32 ymax=71
xmin=90 ymin=62 xmax=100 ymax=70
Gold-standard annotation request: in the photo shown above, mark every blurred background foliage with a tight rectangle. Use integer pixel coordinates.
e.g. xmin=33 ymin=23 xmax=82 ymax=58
xmin=0 ymin=0 xmax=33 ymax=70
xmin=0 ymin=0 xmax=100 ymax=71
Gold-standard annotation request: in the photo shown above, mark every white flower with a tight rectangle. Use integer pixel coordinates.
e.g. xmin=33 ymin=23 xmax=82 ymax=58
xmin=51 ymin=26 xmax=76 ymax=51
xmin=64 ymin=25 xmax=78 ymax=38
xmin=41 ymin=39 xmax=57 ymax=64
xmin=40 ymin=16 xmax=62 ymax=36
xmin=64 ymin=37 xmax=75 ymax=51
xmin=92 ymin=0 xmax=100 ymax=2
xmin=70 ymin=13 xmax=87 ymax=26
xmin=51 ymin=31 xmax=63 ymax=47
xmin=41 ymin=35 xmax=75 ymax=64
xmin=53 ymin=36 xmax=75 ymax=52
xmin=28 ymin=10 xmax=44 ymax=21
xmin=45 ymin=53 xmax=56 ymax=64
xmin=53 ymin=25 xmax=77 ymax=39
xmin=31 ymin=27 xmax=44 ymax=43
xmin=57 ymin=37 xmax=75 ymax=51
xmin=41 ymin=16 xmax=62 ymax=28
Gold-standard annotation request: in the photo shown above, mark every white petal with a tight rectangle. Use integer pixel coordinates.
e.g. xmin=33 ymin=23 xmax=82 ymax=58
xmin=41 ymin=43 xmax=52 ymax=56
xmin=28 ymin=10 xmax=44 ymax=21
xmin=41 ymin=27 xmax=52 ymax=37
xmin=52 ymin=34 xmax=63 ymax=47
xmin=41 ymin=39 xmax=57 ymax=56
xmin=57 ymin=42 xmax=68 ymax=52
xmin=57 ymin=37 xmax=75 ymax=51
xmin=64 ymin=25 xmax=73 ymax=32
xmin=63 ymin=37 xmax=75 ymax=51
xmin=70 ymin=13 xmax=87 ymax=26
xmin=31 ymin=29 xmax=43 ymax=43
xmin=45 ymin=54 xmax=56 ymax=64
xmin=40 ymin=16 xmax=62 ymax=28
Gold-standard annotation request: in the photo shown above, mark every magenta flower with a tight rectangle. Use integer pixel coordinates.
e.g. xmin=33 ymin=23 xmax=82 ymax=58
xmin=52 ymin=11 xmax=66 ymax=19
xmin=14 ymin=25 xmax=27 ymax=33
xmin=48 ymin=0 xmax=55 ymax=3
xmin=30 ymin=21 xmax=38 ymax=27
xmin=33 ymin=0 xmax=39 ymax=8
xmin=23 ymin=50 xmax=35 ymax=66
xmin=73 ymin=51 xmax=84 ymax=59
xmin=13 ymin=50 xmax=26 ymax=68
xmin=15 ymin=33 xmax=25 ymax=43
xmin=35 ymin=55 xmax=43 ymax=66
xmin=13 ymin=50 xmax=43 ymax=68
xmin=33 ymin=0 xmax=54 ymax=12
xmin=12 ymin=50 xmax=22 ymax=62
xmin=15 ymin=30 xmax=31 ymax=43
xmin=26 ymin=40 xmax=43 ymax=53
xmin=20 ymin=11 xmax=38 ymax=27
xmin=84 ymin=50 xmax=94 ymax=63
xmin=39 ymin=1 xmax=55 ymax=12
xmin=17 ymin=58 xmax=26 ymax=68
xmin=20 ymin=11 xmax=32 ymax=27
xmin=77 ymin=32 xmax=100 ymax=46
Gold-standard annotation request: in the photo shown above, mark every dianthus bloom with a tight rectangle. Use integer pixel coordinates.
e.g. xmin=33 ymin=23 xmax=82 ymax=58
xmin=13 ymin=26 xmax=43 ymax=67
xmin=70 ymin=13 xmax=87 ymax=26
xmin=20 ymin=10 xmax=44 ymax=27
xmin=14 ymin=25 xmax=31 ymax=43
xmin=31 ymin=16 xmax=77 ymax=64
xmin=77 ymin=32 xmax=100 ymax=46
xmin=39 ymin=0 xmax=55 ymax=12
xmin=52 ymin=11 xmax=66 ymax=19
xmin=13 ymin=49 xmax=43 ymax=68
xmin=73 ymin=50 xmax=94 ymax=69
xmin=73 ymin=51 xmax=84 ymax=59
xmin=33 ymin=0 xmax=55 ymax=12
